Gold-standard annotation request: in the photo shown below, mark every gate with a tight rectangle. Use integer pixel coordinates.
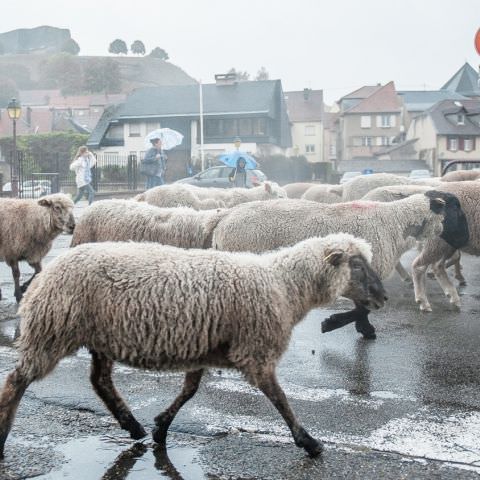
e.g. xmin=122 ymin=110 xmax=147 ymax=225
xmin=441 ymin=159 xmax=480 ymax=176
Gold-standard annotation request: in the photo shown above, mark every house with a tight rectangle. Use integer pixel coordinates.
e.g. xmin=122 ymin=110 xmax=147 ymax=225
xmin=406 ymin=98 xmax=480 ymax=175
xmin=441 ymin=62 xmax=480 ymax=98
xmin=335 ymin=82 xmax=407 ymax=170
xmin=87 ymin=76 xmax=292 ymax=180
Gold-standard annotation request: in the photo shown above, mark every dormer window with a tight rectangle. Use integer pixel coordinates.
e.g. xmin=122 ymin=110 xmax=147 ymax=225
xmin=457 ymin=114 xmax=465 ymax=125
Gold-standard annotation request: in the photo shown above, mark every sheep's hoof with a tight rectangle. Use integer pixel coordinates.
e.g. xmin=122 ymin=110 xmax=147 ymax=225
xmin=458 ymin=281 xmax=467 ymax=287
xmin=14 ymin=291 xmax=22 ymax=303
xmin=355 ymin=321 xmax=376 ymax=340
xmin=152 ymin=424 xmax=169 ymax=445
xmin=296 ymin=432 xmax=323 ymax=457
xmin=418 ymin=303 xmax=432 ymax=313
xmin=128 ymin=422 xmax=147 ymax=440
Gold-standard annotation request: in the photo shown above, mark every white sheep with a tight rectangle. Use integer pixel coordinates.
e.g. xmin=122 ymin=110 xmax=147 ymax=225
xmin=71 ymin=200 xmax=227 ymax=249
xmin=301 ymin=184 xmax=344 ymax=203
xmin=0 ymin=234 xmax=386 ymax=458
xmin=0 ymin=194 xmax=75 ymax=302
xmin=282 ymin=182 xmax=317 ymax=199
xmin=135 ymin=182 xmax=286 ymax=210
xmin=212 ymin=192 xmax=464 ymax=338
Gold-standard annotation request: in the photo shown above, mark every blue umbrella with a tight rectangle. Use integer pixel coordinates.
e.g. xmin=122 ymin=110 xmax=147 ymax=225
xmin=218 ymin=151 xmax=257 ymax=170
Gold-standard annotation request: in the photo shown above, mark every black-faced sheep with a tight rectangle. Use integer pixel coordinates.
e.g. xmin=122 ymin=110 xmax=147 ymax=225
xmin=211 ymin=192 xmax=467 ymax=338
xmin=71 ymin=200 xmax=227 ymax=249
xmin=0 ymin=194 xmax=75 ymax=302
xmin=0 ymin=234 xmax=386 ymax=458
xmin=135 ymin=182 xmax=286 ymax=210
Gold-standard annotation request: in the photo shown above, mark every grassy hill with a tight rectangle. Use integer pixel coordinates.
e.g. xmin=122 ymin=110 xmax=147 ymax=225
xmin=0 ymin=53 xmax=197 ymax=93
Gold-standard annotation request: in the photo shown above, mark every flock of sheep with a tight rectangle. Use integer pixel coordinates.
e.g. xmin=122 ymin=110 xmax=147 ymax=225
xmin=0 ymin=170 xmax=478 ymax=459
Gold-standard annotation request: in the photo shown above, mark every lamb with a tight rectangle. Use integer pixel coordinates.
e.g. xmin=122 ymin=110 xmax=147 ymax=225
xmin=0 ymin=194 xmax=75 ymax=302
xmin=301 ymin=184 xmax=344 ymax=203
xmin=412 ymin=181 xmax=478 ymax=311
xmin=135 ymin=182 xmax=286 ymax=210
xmin=441 ymin=169 xmax=480 ymax=182
xmin=0 ymin=234 xmax=386 ymax=458
xmin=362 ymin=184 xmax=434 ymax=202
xmin=71 ymin=200 xmax=227 ymax=249
xmin=212 ymin=191 xmax=466 ymax=338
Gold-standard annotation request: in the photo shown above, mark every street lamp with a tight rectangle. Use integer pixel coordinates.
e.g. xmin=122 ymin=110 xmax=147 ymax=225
xmin=234 ymin=137 xmax=242 ymax=150
xmin=7 ymin=98 xmax=21 ymax=197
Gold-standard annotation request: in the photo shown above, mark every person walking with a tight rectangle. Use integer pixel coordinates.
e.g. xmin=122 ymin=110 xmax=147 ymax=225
xmin=229 ymin=157 xmax=247 ymax=188
xmin=142 ymin=138 xmax=167 ymax=189
xmin=70 ymin=146 xmax=96 ymax=204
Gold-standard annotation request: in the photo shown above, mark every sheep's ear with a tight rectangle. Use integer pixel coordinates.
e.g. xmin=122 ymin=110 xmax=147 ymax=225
xmin=38 ymin=198 xmax=52 ymax=207
xmin=324 ymin=249 xmax=346 ymax=266
xmin=264 ymin=182 xmax=272 ymax=193
xmin=430 ymin=197 xmax=446 ymax=213
xmin=392 ymin=192 xmax=407 ymax=199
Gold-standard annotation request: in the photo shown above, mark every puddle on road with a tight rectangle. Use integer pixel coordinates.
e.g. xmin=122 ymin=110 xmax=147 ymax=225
xmin=36 ymin=436 xmax=207 ymax=480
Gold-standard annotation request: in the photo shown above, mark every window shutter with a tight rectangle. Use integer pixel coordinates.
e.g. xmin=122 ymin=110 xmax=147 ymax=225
xmin=376 ymin=115 xmax=382 ymax=127
xmin=459 ymin=138 xmax=464 ymax=151
xmin=390 ymin=115 xmax=396 ymax=127
xmin=376 ymin=136 xmax=382 ymax=146
xmin=473 ymin=138 xmax=476 ymax=150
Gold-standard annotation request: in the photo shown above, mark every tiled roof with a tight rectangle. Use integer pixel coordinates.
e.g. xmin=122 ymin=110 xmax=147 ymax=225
xmin=323 ymin=111 xmax=339 ymax=130
xmin=422 ymin=99 xmax=480 ymax=135
xmin=18 ymin=89 xmax=62 ymax=106
xmin=340 ymin=85 xmax=382 ymax=100
xmin=0 ymin=107 xmax=53 ymax=137
xmin=398 ymin=90 xmax=469 ymax=112
xmin=441 ymin=62 xmax=480 ymax=97
xmin=344 ymin=81 xmax=403 ymax=114
xmin=284 ymin=90 xmax=323 ymax=122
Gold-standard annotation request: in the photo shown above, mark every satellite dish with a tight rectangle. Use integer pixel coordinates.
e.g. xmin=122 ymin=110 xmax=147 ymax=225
xmin=454 ymin=101 xmax=463 ymax=107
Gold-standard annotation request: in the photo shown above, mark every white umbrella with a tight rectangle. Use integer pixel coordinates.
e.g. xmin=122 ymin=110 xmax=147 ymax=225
xmin=145 ymin=128 xmax=184 ymax=151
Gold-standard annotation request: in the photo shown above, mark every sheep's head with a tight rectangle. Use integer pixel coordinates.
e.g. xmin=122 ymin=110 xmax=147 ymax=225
xmin=38 ymin=194 xmax=75 ymax=234
xmin=336 ymin=253 xmax=387 ymax=311
xmin=263 ymin=182 xmax=287 ymax=199
xmin=424 ymin=190 xmax=469 ymax=248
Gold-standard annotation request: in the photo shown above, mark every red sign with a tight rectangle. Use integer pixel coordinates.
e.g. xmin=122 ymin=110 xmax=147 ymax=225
xmin=475 ymin=28 xmax=480 ymax=55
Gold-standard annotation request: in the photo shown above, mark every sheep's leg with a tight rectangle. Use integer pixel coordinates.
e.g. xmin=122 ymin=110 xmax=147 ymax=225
xmin=8 ymin=261 xmax=22 ymax=302
xmin=412 ymin=257 xmax=432 ymax=312
xmin=445 ymin=251 xmax=466 ymax=286
xmin=90 ymin=350 xmax=146 ymax=440
xmin=432 ymin=261 xmax=461 ymax=308
xmin=245 ymin=366 xmax=322 ymax=457
xmin=152 ymin=369 xmax=204 ymax=444
xmin=20 ymin=262 xmax=42 ymax=294
xmin=395 ymin=262 xmax=412 ymax=283
xmin=353 ymin=306 xmax=376 ymax=340
xmin=0 ymin=367 xmax=30 ymax=459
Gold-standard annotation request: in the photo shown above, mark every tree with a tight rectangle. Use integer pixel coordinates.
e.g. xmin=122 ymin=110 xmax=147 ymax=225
xmin=255 ymin=66 xmax=269 ymax=81
xmin=38 ymin=53 xmax=82 ymax=95
xmin=149 ymin=47 xmax=169 ymax=60
xmin=61 ymin=38 xmax=80 ymax=55
xmin=131 ymin=40 xmax=146 ymax=55
xmin=84 ymin=58 xmax=121 ymax=93
xmin=108 ymin=39 xmax=128 ymax=55
xmin=0 ymin=77 xmax=18 ymax=108
xmin=228 ymin=67 xmax=250 ymax=81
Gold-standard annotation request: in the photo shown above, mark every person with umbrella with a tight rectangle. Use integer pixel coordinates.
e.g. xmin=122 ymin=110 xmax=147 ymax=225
xmin=141 ymin=137 xmax=167 ymax=189
xmin=229 ymin=157 xmax=247 ymax=188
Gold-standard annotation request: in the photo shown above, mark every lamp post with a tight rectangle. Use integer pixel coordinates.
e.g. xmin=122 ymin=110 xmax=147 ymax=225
xmin=7 ymin=98 xmax=21 ymax=197
xmin=234 ymin=137 xmax=242 ymax=150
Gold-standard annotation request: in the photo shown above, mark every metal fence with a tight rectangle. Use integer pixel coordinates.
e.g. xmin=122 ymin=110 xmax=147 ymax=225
xmin=5 ymin=151 xmax=143 ymax=198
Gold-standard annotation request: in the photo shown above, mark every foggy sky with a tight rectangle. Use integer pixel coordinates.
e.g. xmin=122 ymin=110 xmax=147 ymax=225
xmin=1 ymin=0 xmax=478 ymax=104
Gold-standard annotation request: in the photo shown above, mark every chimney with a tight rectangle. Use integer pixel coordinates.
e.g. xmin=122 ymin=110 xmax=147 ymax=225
xmin=303 ymin=88 xmax=311 ymax=100
xmin=215 ymin=73 xmax=238 ymax=86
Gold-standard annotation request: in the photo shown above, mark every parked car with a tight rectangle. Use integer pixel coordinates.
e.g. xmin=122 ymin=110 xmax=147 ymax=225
xmin=175 ymin=166 xmax=267 ymax=188
xmin=409 ymin=169 xmax=431 ymax=180
xmin=20 ymin=180 xmax=52 ymax=198
xmin=339 ymin=171 xmax=362 ymax=184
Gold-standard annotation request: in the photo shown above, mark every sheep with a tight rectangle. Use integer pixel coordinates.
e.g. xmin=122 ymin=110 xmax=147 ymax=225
xmin=341 ymin=173 xmax=441 ymax=201
xmin=0 ymin=193 xmax=75 ymax=302
xmin=282 ymin=182 xmax=316 ymax=198
xmin=135 ymin=182 xmax=287 ymax=210
xmin=71 ymin=200 xmax=227 ymax=249
xmin=412 ymin=181 xmax=478 ymax=312
xmin=212 ymin=191 xmax=466 ymax=338
xmin=301 ymin=184 xmax=344 ymax=203
xmin=441 ymin=169 xmax=480 ymax=182
xmin=362 ymin=184 xmax=434 ymax=202
xmin=0 ymin=233 xmax=386 ymax=458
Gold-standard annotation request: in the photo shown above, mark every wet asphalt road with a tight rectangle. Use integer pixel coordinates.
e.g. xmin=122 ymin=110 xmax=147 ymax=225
xmin=1 ymin=201 xmax=480 ymax=479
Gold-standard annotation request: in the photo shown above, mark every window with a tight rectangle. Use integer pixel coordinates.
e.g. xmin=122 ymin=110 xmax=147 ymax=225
xmin=305 ymin=125 xmax=316 ymax=135
xmin=129 ymin=123 xmax=141 ymax=137
xmin=223 ymin=119 xmax=238 ymax=137
xmin=360 ymin=116 xmax=371 ymax=128
xmin=105 ymin=125 xmax=123 ymax=140
xmin=239 ymin=118 xmax=253 ymax=136
xmin=146 ymin=121 xmax=160 ymax=132
xmin=381 ymin=115 xmax=391 ymax=127
xmin=464 ymin=138 xmax=473 ymax=151
xmin=305 ymin=144 xmax=315 ymax=153
xmin=448 ymin=138 xmax=458 ymax=151
xmin=205 ymin=119 xmax=222 ymax=136
xmin=253 ymin=118 xmax=267 ymax=135
xmin=457 ymin=114 xmax=465 ymax=125
xmin=362 ymin=136 xmax=373 ymax=147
